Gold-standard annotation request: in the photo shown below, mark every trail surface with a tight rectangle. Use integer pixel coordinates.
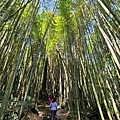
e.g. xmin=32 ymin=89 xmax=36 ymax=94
xmin=23 ymin=104 xmax=70 ymax=120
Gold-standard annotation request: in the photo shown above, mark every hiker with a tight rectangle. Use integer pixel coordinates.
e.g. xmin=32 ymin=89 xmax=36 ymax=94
xmin=50 ymin=98 xmax=57 ymax=120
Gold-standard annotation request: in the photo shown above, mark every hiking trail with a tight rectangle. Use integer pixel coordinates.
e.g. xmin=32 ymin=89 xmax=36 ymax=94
xmin=22 ymin=104 xmax=70 ymax=120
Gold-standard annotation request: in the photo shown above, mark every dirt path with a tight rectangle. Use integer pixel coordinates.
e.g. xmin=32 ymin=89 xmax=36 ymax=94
xmin=25 ymin=105 xmax=70 ymax=120
xmin=21 ymin=104 xmax=100 ymax=120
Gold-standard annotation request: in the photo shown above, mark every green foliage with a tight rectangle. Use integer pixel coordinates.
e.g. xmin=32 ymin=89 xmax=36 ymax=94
xmin=32 ymin=11 xmax=66 ymax=58
xmin=58 ymin=0 xmax=72 ymax=17
xmin=22 ymin=95 xmax=35 ymax=109
xmin=46 ymin=15 xmax=65 ymax=56
xmin=0 ymin=1 xmax=120 ymax=119
xmin=0 ymin=91 xmax=4 ymax=101
xmin=21 ymin=3 xmax=33 ymax=22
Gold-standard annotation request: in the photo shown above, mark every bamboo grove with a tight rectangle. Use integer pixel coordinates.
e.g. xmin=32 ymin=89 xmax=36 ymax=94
xmin=0 ymin=0 xmax=120 ymax=120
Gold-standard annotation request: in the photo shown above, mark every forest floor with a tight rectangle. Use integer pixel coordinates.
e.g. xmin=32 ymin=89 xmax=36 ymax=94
xmin=22 ymin=104 xmax=72 ymax=120
xmin=20 ymin=101 xmax=101 ymax=120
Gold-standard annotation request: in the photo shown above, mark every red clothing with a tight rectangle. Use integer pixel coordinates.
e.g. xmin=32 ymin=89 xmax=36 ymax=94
xmin=49 ymin=98 xmax=53 ymax=104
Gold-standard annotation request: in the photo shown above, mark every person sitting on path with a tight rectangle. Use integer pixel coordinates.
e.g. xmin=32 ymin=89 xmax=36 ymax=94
xmin=50 ymin=98 xmax=57 ymax=120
